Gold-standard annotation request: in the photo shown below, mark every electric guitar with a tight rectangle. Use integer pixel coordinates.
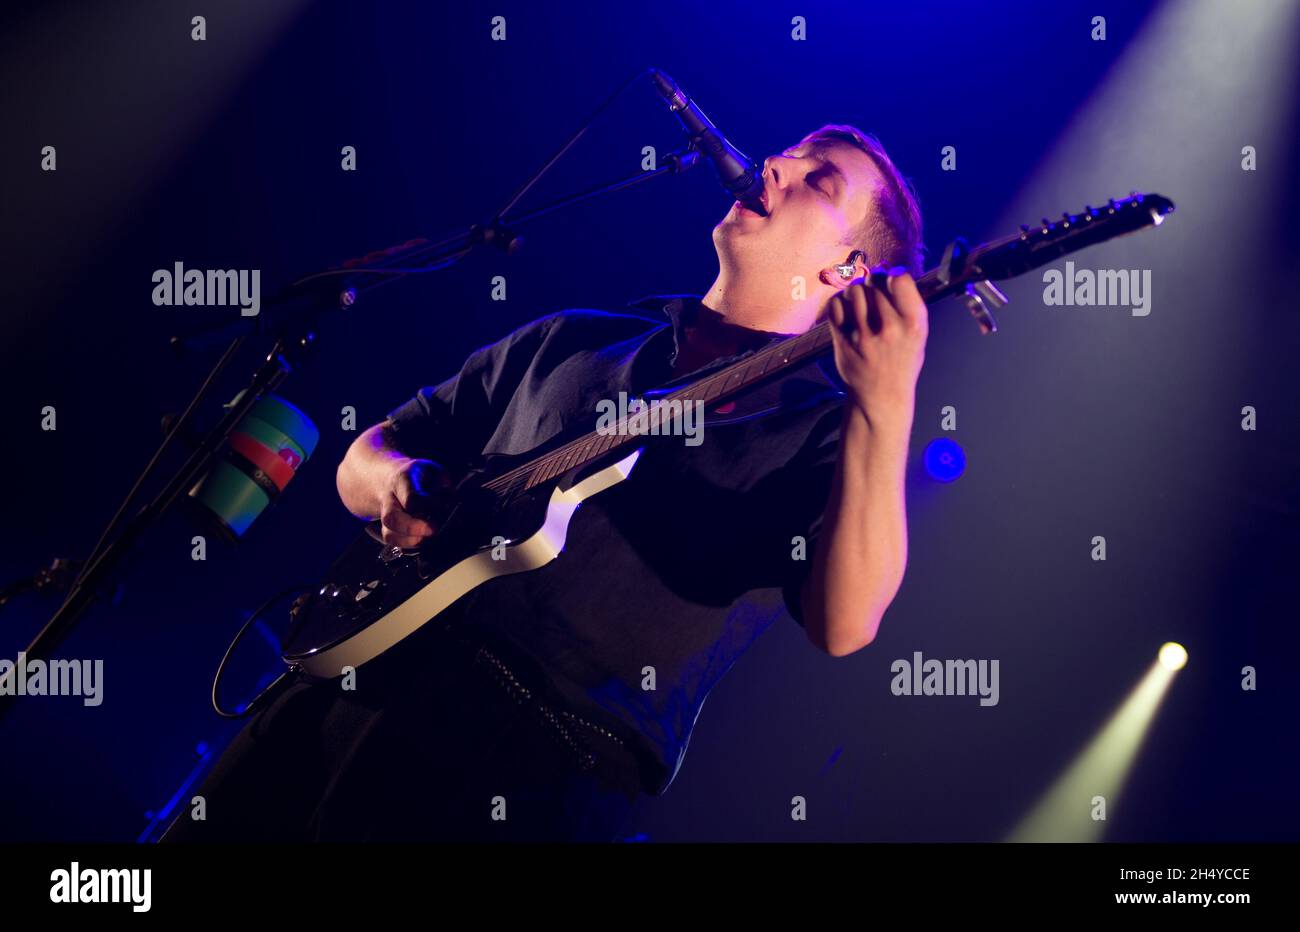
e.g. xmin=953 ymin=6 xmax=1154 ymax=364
xmin=280 ymin=192 xmax=1175 ymax=678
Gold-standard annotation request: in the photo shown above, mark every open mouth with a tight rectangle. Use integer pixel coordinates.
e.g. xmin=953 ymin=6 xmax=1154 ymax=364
xmin=737 ymin=188 xmax=769 ymax=217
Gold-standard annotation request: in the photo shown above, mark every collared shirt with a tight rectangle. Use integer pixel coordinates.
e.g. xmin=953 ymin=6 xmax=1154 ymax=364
xmin=386 ymin=295 xmax=846 ymax=794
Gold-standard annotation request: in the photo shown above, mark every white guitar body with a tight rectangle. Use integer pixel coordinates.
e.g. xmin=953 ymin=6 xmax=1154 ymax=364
xmin=286 ymin=448 xmax=642 ymax=678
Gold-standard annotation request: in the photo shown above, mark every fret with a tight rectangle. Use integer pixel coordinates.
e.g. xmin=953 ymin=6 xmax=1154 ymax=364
xmin=780 ymin=339 xmax=807 ymax=367
xmin=699 ymin=373 xmax=727 ymax=403
xmin=788 ymin=331 xmax=818 ymax=361
xmin=506 ymin=324 xmax=839 ymax=496
xmin=674 ymin=393 xmax=704 ymax=421
xmin=530 ymin=457 xmax=557 ymax=488
xmin=559 ymin=439 xmax=585 ymax=472
xmin=620 ymin=405 xmax=644 ymax=435
xmin=488 ymin=469 xmax=524 ymax=498
xmin=551 ymin=443 xmax=575 ymax=477
xmin=590 ymin=432 xmax=614 ymax=457
xmin=648 ymin=400 xmax=675 ymax=433
xmin=502 ymin=472 xmax=528 ymax=500
xmin=635 ymin=404 xmax=656 ymax=434
xmin=538 ymin=449 xmax=569 ymax=486
xmin=561 ymin=439 xmax=588 ymax=472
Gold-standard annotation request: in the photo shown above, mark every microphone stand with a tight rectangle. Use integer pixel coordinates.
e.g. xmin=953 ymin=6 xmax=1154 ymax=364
xmin=0 ymin=69 xmax=707 ymax=724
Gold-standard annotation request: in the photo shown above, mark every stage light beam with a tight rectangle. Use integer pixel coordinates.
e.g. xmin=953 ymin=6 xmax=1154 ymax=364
xmin=1007 ymin=643 xmax=1187 ymax=843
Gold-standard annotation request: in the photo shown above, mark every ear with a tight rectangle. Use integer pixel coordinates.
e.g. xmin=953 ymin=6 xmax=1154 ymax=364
xmin=818 ymin=250 xmax=868 ymax=287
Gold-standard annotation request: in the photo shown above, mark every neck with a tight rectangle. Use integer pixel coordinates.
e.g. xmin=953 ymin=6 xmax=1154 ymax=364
xmin=701 ymin=265 xmax=830 ymax=334
xmin=672 ymin=291 xmax=791 ymax=379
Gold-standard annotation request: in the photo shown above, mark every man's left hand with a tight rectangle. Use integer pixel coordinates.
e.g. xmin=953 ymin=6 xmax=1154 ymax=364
xmin=824 ymin=266 xmax=929 ymax=432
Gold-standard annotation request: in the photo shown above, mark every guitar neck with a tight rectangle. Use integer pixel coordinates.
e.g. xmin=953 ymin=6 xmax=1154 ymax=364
xmin=488 ymin=269 xmax=955 ymax=497
xmin=649 ymin=263 xmax=978 ymax=414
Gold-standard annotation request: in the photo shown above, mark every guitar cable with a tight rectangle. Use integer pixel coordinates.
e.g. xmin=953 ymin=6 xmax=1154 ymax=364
xmin=211 ymin=584 xmax=309 ymax=719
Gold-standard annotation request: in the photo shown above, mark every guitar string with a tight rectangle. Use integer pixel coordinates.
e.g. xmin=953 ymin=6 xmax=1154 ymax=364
xmin=480 ymin=321 xmax=836 ymax=495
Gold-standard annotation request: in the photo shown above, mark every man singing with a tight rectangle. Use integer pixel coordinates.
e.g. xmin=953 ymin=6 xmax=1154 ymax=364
xmin=162 ymin=123 xmax=927 ymax=843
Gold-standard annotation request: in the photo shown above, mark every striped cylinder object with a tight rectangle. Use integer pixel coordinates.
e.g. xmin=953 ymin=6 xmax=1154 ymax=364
xmin=188 ymin=394 xmax=320 ymax=539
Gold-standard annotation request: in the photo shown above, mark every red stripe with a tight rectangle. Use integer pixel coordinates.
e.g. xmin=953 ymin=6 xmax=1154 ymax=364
xmin=229 ymin=432 xmax=297 ymax=490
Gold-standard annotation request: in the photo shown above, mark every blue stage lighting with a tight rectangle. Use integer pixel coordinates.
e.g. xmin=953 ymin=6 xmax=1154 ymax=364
xmin=924 ymin=438 xmax=966 ymax=482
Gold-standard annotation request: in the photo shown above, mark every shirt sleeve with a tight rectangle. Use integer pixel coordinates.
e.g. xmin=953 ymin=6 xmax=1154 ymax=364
xmin=384 ymin=312 xmax=559 ymax=466
xmin=779 ymin=407 xmax=844 ymax=627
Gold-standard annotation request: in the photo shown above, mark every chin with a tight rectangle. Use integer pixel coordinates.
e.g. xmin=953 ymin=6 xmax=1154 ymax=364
xmin=713 ymin=217 xmax=758 ymax=249
xmin=712 ymin=227 xmax=753 ymax=267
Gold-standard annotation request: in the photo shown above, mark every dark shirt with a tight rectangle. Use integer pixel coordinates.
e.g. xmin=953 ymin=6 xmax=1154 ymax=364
xmin=385 ymin=295 xmax=846 ymax=794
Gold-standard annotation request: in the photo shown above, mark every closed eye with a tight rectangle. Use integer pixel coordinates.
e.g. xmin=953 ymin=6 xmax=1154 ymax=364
xmin=806 ymin=167 xmax=836 ymax=199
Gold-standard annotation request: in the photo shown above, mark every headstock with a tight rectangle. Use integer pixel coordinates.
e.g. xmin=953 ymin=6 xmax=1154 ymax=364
xmin=921 ymin=191 xmax=1176 ymax=333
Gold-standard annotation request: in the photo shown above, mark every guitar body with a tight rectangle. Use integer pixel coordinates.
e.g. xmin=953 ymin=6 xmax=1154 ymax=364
xmin=280 ymin=446 xmax=643 ymax=678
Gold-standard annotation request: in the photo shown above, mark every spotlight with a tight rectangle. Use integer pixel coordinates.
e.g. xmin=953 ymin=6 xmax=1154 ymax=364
xmin=1009 ymin=644 xmax=1188 ymax=842
xmin=1158 ymin=642 xmax=1188 ymax=671
xmin=923 ymin=438 xmax=966 ymax=482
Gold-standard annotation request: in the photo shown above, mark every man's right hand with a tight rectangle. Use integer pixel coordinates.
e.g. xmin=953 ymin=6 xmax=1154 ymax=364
xmin=379 ymin=458 xmax=454 ymax=549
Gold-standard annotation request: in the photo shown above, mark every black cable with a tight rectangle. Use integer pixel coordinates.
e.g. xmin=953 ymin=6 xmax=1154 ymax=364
xmin=211 ymin=584 xmax=307 ymax=719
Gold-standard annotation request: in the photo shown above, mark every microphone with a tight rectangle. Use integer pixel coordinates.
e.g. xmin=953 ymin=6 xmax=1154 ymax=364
xmin=649 ymin=68 xmax=768 ymax=216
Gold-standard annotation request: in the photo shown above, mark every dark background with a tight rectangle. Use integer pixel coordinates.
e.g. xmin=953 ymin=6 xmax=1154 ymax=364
xmin=1 ymin=0 xmax=1296 ymax=841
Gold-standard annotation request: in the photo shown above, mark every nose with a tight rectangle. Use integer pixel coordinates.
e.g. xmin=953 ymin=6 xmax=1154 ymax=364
xmin=763 ymin=154 xmax=785 ymax=188
xmin=764 ymin=151 xmax=806 ymax=190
